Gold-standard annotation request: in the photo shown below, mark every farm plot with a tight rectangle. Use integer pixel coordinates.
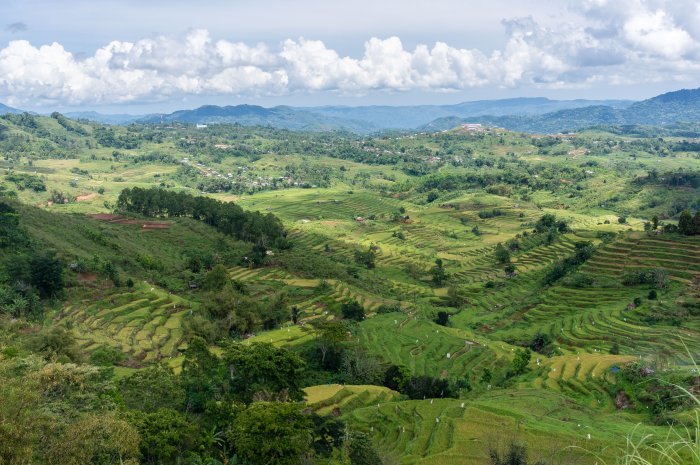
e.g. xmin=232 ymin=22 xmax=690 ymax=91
xmin=60 ymin=282 xmax=193 ymax=362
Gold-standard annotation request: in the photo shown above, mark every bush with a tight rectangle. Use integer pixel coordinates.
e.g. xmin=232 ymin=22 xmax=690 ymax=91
xmin=622 ymin=268 xmax=669 ymax=289
xmin=341 ymin=300 xmax=365 ymax=321
xmin=89 ymin=346 xmax=127 ymax=366
xmin=435 ymin=311 xmax=449 ymax=326
xmin=478 ymin=209 xmax=504 ymax=219
xmin=405 ymin=375 xmax=454 ymax=400
xmin=510 ymin=348 xmax=531 ymax=376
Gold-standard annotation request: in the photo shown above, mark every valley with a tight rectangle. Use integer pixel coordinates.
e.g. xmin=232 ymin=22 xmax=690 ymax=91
xmin=1 ymin=111 xmax=700 ymax=465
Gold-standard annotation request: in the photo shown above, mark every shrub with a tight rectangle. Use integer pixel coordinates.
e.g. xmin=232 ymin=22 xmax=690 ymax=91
xmin=90 ymin=346 xmax=127 ymax=366
xmin=341 ymin=300 xmax=365 ymax=321
xmin=405 ymin=375 xmax=454 ymax=400
xmin=435 ymin=311 xmax=449 ymax=326
xmin=622 ymin=268 xmax=669 ymax=289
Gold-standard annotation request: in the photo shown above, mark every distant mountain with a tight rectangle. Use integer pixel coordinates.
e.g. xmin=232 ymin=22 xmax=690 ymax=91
xmin=422 ymin=87 xmax=700 ymax=133
xmin=137 ymin=104 xmax=377 ymax=132
xmin=623 ymin=88 xmax=700 ymax=125
xmin=0 ymin=102 xmax=23 ymax=115
xmin=305 ymin=98 xmax=632 ymax=129
xmin=47 ymin=87 xmax=700 ymax=134
xmin=63 ymin=111 xmax=143 ymax=125
xmin=133 ymin=98 xmax=633 ymax=133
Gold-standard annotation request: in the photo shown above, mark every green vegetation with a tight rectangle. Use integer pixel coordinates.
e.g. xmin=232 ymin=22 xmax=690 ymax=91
xmin=1 ymin=113 xmax=699 ymax=464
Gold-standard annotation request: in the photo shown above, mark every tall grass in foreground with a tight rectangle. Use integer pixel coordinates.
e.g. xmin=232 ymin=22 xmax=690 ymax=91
xmin=602 ymin=341 xmax=699 ymax=465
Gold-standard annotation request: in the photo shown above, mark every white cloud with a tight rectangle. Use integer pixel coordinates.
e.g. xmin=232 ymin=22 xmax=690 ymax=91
xmin=2 ymin=0 xmax=700 ymax=107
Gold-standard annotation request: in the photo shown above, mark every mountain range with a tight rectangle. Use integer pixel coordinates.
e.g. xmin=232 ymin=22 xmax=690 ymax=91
xmin=0 ymin=102 xmax=22 ymax=115
xmin=423 ymin=88 xmax=700 ymax=133
xmin=2 ymin=87 xmax=700 ymax=134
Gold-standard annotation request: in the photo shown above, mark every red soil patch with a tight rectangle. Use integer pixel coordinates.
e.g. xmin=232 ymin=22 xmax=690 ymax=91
xmin=78 ymin=273 xmax=98 ymax=282
xmin=142 ymin=222 xmax=171 ymax=230
xmin=89 ymin=213 xmax=122 ymax=221
xmin=76 ymin=192 xmax=97 ymax=202
xmin=89 ymin=213 xmax=171 ymax=230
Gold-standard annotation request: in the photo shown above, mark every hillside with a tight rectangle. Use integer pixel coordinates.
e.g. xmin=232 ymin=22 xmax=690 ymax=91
xmin=0 ymin=102 xmax=22 ymax=115
xmin=424 ymin=87 xmax=700 ymax=133
xmin=305 ymin=98 xmax=631 ymax=129
xmin=71 ymin=97 xmax=633 ymax=132
xmin=137 ymin=104 xmax=377 ymax=132
xmin=1 ymin=114 xmax=699 ymax=464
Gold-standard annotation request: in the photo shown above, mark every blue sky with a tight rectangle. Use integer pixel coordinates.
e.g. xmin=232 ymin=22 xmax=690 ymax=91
xmin=1 ymin=0 xmax=700 ymax=112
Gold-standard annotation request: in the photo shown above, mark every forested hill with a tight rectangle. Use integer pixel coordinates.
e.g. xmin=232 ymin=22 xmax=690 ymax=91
xmin=424 ymin=87 xmax=700 ymax=133
xmin=5 ymin=87 xmax=700 ymax=134
xmin=137 ymin=104 xmax=376 ymax=133
xmin=0 ymin=102 xmax=22 ymax=115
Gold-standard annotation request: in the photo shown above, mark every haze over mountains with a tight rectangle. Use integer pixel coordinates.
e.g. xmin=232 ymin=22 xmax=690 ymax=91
xmin=3 ymin=87 xmax=700 ymax=134
xmin=0 ymin=102 xmax=22 ymax=115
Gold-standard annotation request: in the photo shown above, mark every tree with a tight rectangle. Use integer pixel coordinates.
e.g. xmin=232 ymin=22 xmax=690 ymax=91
xmin=0 ymin=374 xmax=41 ymax=465
xmin=309 ymin=413 xmax=345 ymax=458
xmin=504 ymin=263 xmax=517 ymax=277
xmin=29 ymin=326 xmax=81 ymax=362
xmin=610 ymin=342 xmax=620 ymax=355
xmin=202 ymin=264 xmax=230 ymax=291
xmin=349 ymin=432 xmax=383 ymax=465
xmin=119 ymin=364 xmax=185 ymax=412
xmin=29 ymin=250 xmax=64 ymax=298
xmin=488 ymin=441 xmax=529 ymax=465
xmin=383 ymin=364 xmax=411 ymax=393
xmin=126 ymin=408 xmax=197 ymax=465
xmin=0 ymin=202 xmax=28 ymax=248
xmin=223 ymin=342 xmax=306 ymax=402
xmin=310 ymin=320 xmax=347 ymax=370
xmin=250 ymin=240 xmax=268 ymax=267
xmin=528 ymin=332 xmax=553 ymax=354
xmin=693 ymin=212 xmax=700 ymax=235
xmin=46 ymin=413 xmax=140 ymax=465
xmin=180 ymin=337 xmax=225 ymax=412
xmin=229 ymin=402 xmax=314 ymax=465
xmin=405 ymin=375 xmax=452 ymax=400
xmin=651 ymin=215 xmax=659 ymax=230
xmin=435 ymin=311 xmax=449 ymax=326
xmin=494 ymin=243 xmax=511 ymax=264
xmin=354 ymin=246 xmax=377 ymax=269
xmin=341 ymin=300 xmax=365 ymax=321
xmin=481 ymin=368 xmax=492 ymax=384
xmin=430 ymin=258 xmax=448 ymax=287
xmin=678 ymin=210 xmax=693 ymax=235
xmin=341 ymin=348 xmax=382 ymax=385
xmin=511 ymin=348 xmax=531 ymax=376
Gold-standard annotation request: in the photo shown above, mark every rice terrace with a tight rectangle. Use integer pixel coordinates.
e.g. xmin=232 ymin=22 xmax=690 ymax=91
xmin=2 ymin=2 xmax=700 ymax=465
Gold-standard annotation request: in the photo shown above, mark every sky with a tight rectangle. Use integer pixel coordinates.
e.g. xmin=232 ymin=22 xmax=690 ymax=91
xmin=1 ymin=0 xmax=700 ymax=113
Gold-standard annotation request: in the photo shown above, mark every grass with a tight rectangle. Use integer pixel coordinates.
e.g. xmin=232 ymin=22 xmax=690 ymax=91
xmin=5 ymin=119 xmax=700 ymax=464
xmin=63 ymin=282 xmax=193 ymax=362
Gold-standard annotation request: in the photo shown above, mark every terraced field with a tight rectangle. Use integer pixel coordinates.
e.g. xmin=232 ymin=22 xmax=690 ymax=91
xmin=581 ymin=233 xmax=700 ymax=283
xmin=357 ymin=314 xmax=514 ymax=381
xmin=305 ymin=384 xmax=400 ymax=416
xmin=61 ymin=282 xmax=193 ymax=362
xmin=524 ymin=353 xmax=636 ymax=408
xmin=342 ymin=391 xmax=640 ymax=465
